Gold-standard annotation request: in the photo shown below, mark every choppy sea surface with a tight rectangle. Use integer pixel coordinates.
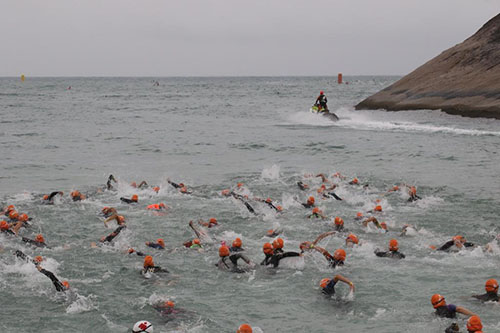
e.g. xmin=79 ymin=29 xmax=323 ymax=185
xmin=1 ymin=77 xmax=500 ymax=332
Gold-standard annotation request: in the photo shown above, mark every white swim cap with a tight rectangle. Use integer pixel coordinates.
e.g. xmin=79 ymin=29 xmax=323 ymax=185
xmin=132 ymin=321 xmax=153 ymax=333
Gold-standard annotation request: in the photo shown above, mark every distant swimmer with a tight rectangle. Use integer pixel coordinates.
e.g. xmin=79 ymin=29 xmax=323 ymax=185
xmin=216 ymin=245 xmax=253 ymax=273
xmin=374 ymin=239 xmax=405 ymax=259
xmin=167 ymin=178 xmax=191 ymax=194
xmin=0 ymin=220 xmax=15 ymax=235
xmin=407 ymin=186 xmax=421 ymax=202
xmin=261 ymin=242 xmax=301 ymax=268
xmin=230 ymin=237 xmax=244 ymax=252
xmin=198 ymin=217 xmax=218 ymax=228
xmin=333 ymin=217 xmax=346 ymax=232
xmin=349 ymin=177 xmax=359 ymax=185
xmin=302 ymin=196 xmax=315 ymax=209
xmin=128 ymin=248 xmax=146 ymax=256
xmin=142 ymin=255 xmax=169 ymax=275
xmin=106 ymin=175 xmax=117 ymax=190
xmin=101 ymin=207 xmax=117 ymax=218
xmin=42 ymin=191 xmax=63 ymax=204
xmin=297 ymin=181 xmax=309 ymax=191
xmin=120 ymin=194 xmax=138 ymax=204
xmin=146 ymin=238 xmax=165 ymax=250
xmin=22 ymin=234 xmax=47 ymax=248
xmin=104 ymin=214 xmax=126 ymax=227
xmin=131 ymin=181 xmax=148 ymax=189
xmin=433 ymin=236 xmax=474 ymax=252
xmin=308 ymin=207 xmax=326 ymax=219
xmin=146 ymin=203 xmax=167 ymax=211
xmin=362 ymin=217 xmax=387 ymax=231
xmin=272 ymin=237 xmax=284 ymax=255
xmin=472 ymin=279 xmax=499 ymax=302
xmin=237 ymin=324 xmax=253 ymax=333
xmin=229 ymin=192 xmax=256 ymax=214
xmin=386 ymin=185 xmax=400 ymax=194
xmin=152 ymin=186 xmax=160 ymax=193
xmin=183 ymin=238 xmax=202 ymax=249
xmin=345 ymin=234 xmax=359 ymax=247
xmin=400 ymin=224 xmax=418 ymax=236
xmin=254 ymin=197 xmax=283 ymax=212
xmin=152 ymin=300 xmax=186 ymax=318
xmin=322 ymin=191 xmax=343 ymax=201
xmin=132 ymin=321 xmax=154 ymax=333
xmin=354 ymin=212 xmax=363 ymax=221
xmin=315 ymin=173 xmax=332 ymax=184
xmin=431 ymin=294 xmax=477 ymax=318
xmin=70 ymin=190 xmax=86 ymax=201
xmin=99 ymin=225 xmax=126 ymax=243
xmin=265 ymin=228 xmax=282 ymax=238
xmin=314 ymin=91 xmax=328 ymax=112
xmin=319 ymin=274 xmax=355 ymax=296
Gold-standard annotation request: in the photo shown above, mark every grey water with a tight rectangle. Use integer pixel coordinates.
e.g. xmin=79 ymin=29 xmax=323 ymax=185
xmin=1 ymin=76 xmax=500 ymax=332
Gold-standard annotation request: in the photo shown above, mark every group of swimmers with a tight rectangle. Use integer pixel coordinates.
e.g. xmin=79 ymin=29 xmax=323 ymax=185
xmin=1 ymin=171 xmax=495 ymax=332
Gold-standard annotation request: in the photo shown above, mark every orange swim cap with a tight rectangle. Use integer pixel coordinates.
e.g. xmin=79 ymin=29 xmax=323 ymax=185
xmin=0 ymin=220 xmax=8 ymax=230
xmin=62 ymin=281 xmax=70 ymax=289
xmin=334 ymin=217 xmax=344 ymax=226
xmin=157 ymin=239 xmax=165 ymax=247
xmin=153 ymin=186 xmax=160 ymax=193
xmin=276 ymin=205 xmax=283 ymax=212
xmin=219 ymin=245 xmax=230 ymax=257
xmin=410 ymin=186 xmax=417 ymax=196
xmin=263 ymin=242 xmax=273 ymax=254
xmin=232 ymin=238 xmax=242 ymax=248
xmin=180 ymin=187 xmax=188 ymax=193
xmin=265 ymin=198 xmax=272 ymax=203
xmin=36 ymin=234 xmax=45 ymax=243
xmin=18 ymin=213 xmax=28 ymax=222
xmin=117 ymin=215 xmax=125 ymax=223
xmin=9 ymin=211 xmax=18 ymax=220
xmin=346 ymin=234 xmax=359 ymax=245
xmin=237 ymin=183 xmax=243 ymax=188
xmin=356 ymin=212 xmax=363 ymax=218
xmin=6 ymin=205 xmax=15 ymax=212
xmin=307 ymin=196 xmax=315 ymax=204
xmin=380 ymin=222 xmax=388 ymax=230
xmin=221 ymin=189 xmax=230 ymax=196
xmin=179 ymin=183 xmax=185 ymax=188
xmin=272 ymin=238 xmax=284 ymax=249
xmin=333 ymin=249 xmax=346 ymax=261
xmin=131 ymin=194 xmax=138 ymax=202
xmin=193 ymin=238 xmax=201 ymax=245
xmin=320 ymin=278 xmax=331 ymax=288
xmin=209 ymin=218 xmax=218 ymax=225
xmin=166 ymin=300 xmax=175 ymax=308
xmin=34 ymin=256 xmax=43 ymax=263
xmin=312 ymin=207 xmax=320 ymax=214
xmin=43 ymin=195 xmax=49 ymax=200
xmin=431 ymin=294 xmax=445 ymax=308
xmin=237 ymin=324 xmax=252 ymax=333
xmin=374 ymin=205 xmax=382 ymax=212
xmin=467 ymin=315 xmax=482 ymax=331
xmin=389 ymin=239 xmax=399 ymax=251
xmin=485 ymin=278 xmax=499 ymax=292
xmin=71 ymin=190 xmax=80 ymax=198
xmin=159 ymin=202 xmax=166 ymax=209
xmin=352 ymin=178 xmax=359 ymax=184
xmin=144 ymin=255 xmax=154 ymax=268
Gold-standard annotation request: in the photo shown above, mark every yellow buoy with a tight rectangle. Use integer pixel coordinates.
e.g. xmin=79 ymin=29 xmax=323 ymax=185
xmin=21 ymin=74 xmax=25 ymax=82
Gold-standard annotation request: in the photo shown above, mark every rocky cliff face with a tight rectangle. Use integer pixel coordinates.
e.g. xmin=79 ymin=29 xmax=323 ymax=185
xmin=356 ymin=14 xmax=500 ymax=119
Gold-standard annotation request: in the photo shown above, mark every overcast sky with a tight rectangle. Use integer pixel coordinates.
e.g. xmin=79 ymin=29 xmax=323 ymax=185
xmin=1 ymin=1 xmax=499 ymax=76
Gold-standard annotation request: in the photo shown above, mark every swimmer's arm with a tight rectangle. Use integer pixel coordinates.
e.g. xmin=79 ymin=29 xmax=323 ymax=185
xmin=312 ymin=231 xmax=336 ymax=246
xmin=189 ymin=221 xmax=202 ymax=239
xmin=455 ymin=306 xmax=476 ymax=316
xmin=12 ymin=221 xmax=24 ymax=235
xmin=463 ymin=242 xmax=475 ymax=248
xmin=48 ymin=191 xmax=63 ymax=200
xmin=167 ymin=179 xmax=180 ymax=188
xmin=38 ymin=266 xmax=65 ymax=292
xmin=138 ymin=181 xmax=148 ymax=188
xmin=374 ymin=251 xmax=388 ymax=257
xmin=334 ymin=274 xmax=355 ymax=292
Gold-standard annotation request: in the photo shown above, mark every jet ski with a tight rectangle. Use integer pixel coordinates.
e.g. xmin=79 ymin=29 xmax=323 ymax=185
xmin=310 ymin=105 xmax=339 ymax=121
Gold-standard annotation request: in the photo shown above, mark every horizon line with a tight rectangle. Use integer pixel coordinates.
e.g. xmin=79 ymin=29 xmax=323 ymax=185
xmin=0 ymin=74 xmax=403 ymax=78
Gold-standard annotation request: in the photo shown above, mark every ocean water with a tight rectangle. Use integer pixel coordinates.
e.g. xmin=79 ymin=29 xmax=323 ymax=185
xmin=0 ymin=76 xmax=500 ymax=333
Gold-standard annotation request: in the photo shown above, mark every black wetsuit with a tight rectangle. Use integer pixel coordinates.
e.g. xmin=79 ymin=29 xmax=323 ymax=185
xmin=375 ymin=250 xmax=406 ymax=259
xmin=217 ymin=253 xmax=251 ymax=273
xmin=297 ymin=182 xmax=308 ymax=191
xmin=45 ymin=191 xmax=62 ymax=203
xmin=327 ymin=257 xmax=344 ymax=268
xmin=335 ymin=225 xmax=346 ymax=232
xmin=146 ymin=243 xmax=164 ymax=250
xmin=437 ymin=240 xmax=474 ymax=252
xmin=229 ymin=246 xmax=244 ymax=253
xmin=106 ymin=175 xmax=116 ymax=190
xmin=435 ymin=304 xmax=457 ymax=318
xmin=72 ymin=195 xmax=84 ymax=202
xmin=120 ymin=197 xmax=136 ymax=204
xmin=264 ymin=201 xmax=280 ymax=212
xmin=322 ymin=279 xmax=338 ymax=296
xmin=302 ymin=203 xmax=314 ymax=209
xmin=1 ymin=228 xmax=15 ymax=236
xmin=22 ymin=237 xmax=47 ymax=248
xmin=324 ymin=192 xmax=343 ymax=201
xmin=408 ymin=194 xmax=422 ymax=202
xmin=472 ymin=292 xmax=499 ymax=302
xmin=102 ymin=226 xmax=126 ymax=243
xmin=261 ymin=252 xmax=300 ymax=268
xmin=129 ymin=250 xmax=146 ymax=257
xmin=142 ymin=266 xmax=169 ymax=274
xmin=39 ymin=268 xmax=66 ymax=292
xmin=231 ymin=192 xmax=256 ymax=214
xmin=316 ymin=94 xmax=328 ymax=110
xmin=168 ymin=181 xmax=181 ymax=189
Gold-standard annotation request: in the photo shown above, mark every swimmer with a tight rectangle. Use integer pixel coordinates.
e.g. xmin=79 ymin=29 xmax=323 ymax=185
xmin=308 ymin=207 xmax=326 ymax=219
xmin=167 ymin=178 xmax=191 ymax=194
xmin=319 ymin=274 xmax=355 ymax=296
xmin=198 ymin=217 xmax=218 ymax=228
xmin=237 ymin=324 xmax=253 ymax=333
xmin=302 ymin=196 xmax=315 ymax=208
xmin=386 ymin=185 xmax=400 ymax=193
xmin=2 ymin=205 xmax=16 ymax=216
xmin=22 ymin=234 xmax=47 ymax=248
xmin=300 ymin=231 xmax=336 ymax=252
xmin=362 ymin=217 xmax=387 ymax=231
xmin=272 ymin=237 xmax=285 ymax=255
xmin=128 ymin=248 xmax=146 ymax=256
xmin=230 ymin=192 xmax=256 ymax=214
xmin=152 ymin=300 xmax=185 ymax=317
xmin=322 ymin=191 xmax=343 ymax=201
xmin=120 ymin=194 xmax=138 ymax=204
xmin=407 ymin=185 xmax=421 ymax=202
xmin=265 ymin=228 xmax=282 ymax=238
xmin=297 ymin=181 xmax=309 ymax=191
xmin=333 ymin=217 xmax=346 ymax=232
xmin=42 ymin=191 xmax=63 ymax=204
xmin=315 ymin=173 xmax=331 ymax=183
xmin=70 ymin=190 xmax=86 ymax=201
xmin=345 ymin=234 xmax=359 ymax=247
xmin=433 ymin=236 xmax=474 ymax=252
xmin=431 ymin=294 xmax=477 ymax=318
xmin=374 ymin=239 xmax=405 ymax=259
xmin=400 ymin=224 xmax=418 ymax=236
xmin=370 ymin=205 xmax=383 ymax=213
xmin=260 ymin=242 xmax=301 ymax=268
xmin=36 ymin=265 xmax=69 ymax=292
xmin=131 ymin=181 xmax=148 ymax=189
xmin=183 ymin=238 xmax=202 ymax=249
xmin=354 ymin=212 xmax=364 ymax=220
xmin=104 ymin=214 xmax=126 ymax=227
xmin=188 ymin=220 xmax=207 ymax=239
xmin=230 ymin=237 xmax=244 ymax=252
xmin=99 ymin=225 xmax=126 ymax=243
xmin=216 ymin=245 xmax=253 ymax=273
xmin=106 ymin=174 xmax=117 ymax=190
xmin=313 ymin=247 xmax=346 ymax=268
xmin=349 ymin=177 xmax=359 ymax=185
xmin=0 ymin=220 xmax=15 ymax=235
xmin=463 ymin=315 xmax=483 ymax=333
xmin=145 ymin=238 xmax=165 ymax=250
xmin=472 ymin=279 xmax=499 ymax=302
xmin=152 ymin=186 xmax=160 ymax=193
xmin=146 ymin=203 xmax=167 ymax=211
xmin=142 ymin=255 xmax=169 ymax=274
xmin=254 ymin=197 xmax=282 ymax=212
xmin=101 ymin=207 xmax=117 ymax=218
